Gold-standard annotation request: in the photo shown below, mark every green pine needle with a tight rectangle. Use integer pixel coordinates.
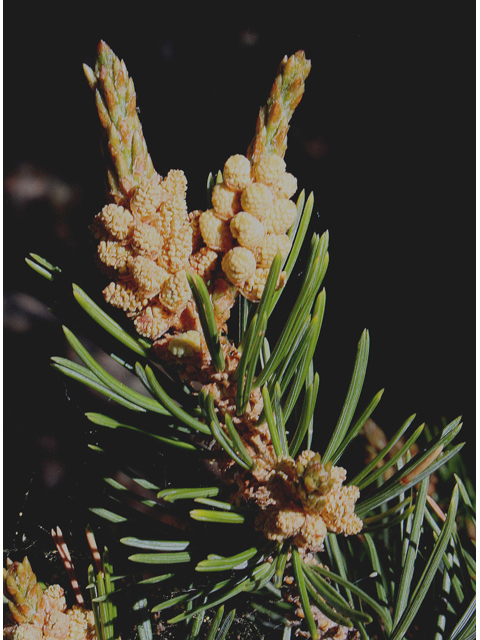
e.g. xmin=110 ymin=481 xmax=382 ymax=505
xmin=307 ymin=563 xmax=392 ymax=628
xmin=205 ymin=606 xmax=225 ymax=640
xmin=392 ymin=477 xmax=429 ymax=626
xmin=261 ymin=386 xmax=287 ymax=457
xmin=187 ymin=273 xmax=225 ymax=372
xmin=85 ymin=412 xmax=198 ymax=450
xmin=322 ymin=328 xmax=370 ymax=464
xmin=204 ymin=392 xmax=253 ymax=469
xmin=189 ymin=510 xmax=245 ymax=524
xmin=330 ymin=388 xmax=384 ymax=465
xmin=25 ymin=253 xmax=62 ymax=281
xmin=157 ymin=487 xmax=219 ymax=502
xmin=143 ymin=364 xmax=210 ymax=434
xmin=195 ymin=547 xmax=258 ymax=572
xmin=120 ymin=538 xmax=190 ymax=552
xmin=356 ymin=422 xmax=425 ymax=492
xmin=52 ymin=358 xmax=146 ymax=412
xmin=133 ymin=599 xmax=153 ymax=640
xmin=224 ymin=413 xmax=254 ymax=467
xmin=72 ymin=283 xmax=149 ymax=357
xmin=128 ymin=552 xmax=191 ymax=564
xmin=288 ymin=372 xmax=319 ymax=457
xmin=291 ymin=547 xmax=319 ymax=640
xmin=348 ymin=413 xmax=417 ymax=487
xmin=254 ymin=231 xmax=329 ymax=390
xmin=281 ymin=289 xmax=325 ymax=422
xmin=89 ymin=508 xmax=127 ymax=524
xmin=215 ymin=609 xmax=236 ymax=640
xmin=60 ymin=327 xmax=170 ymax=414
xmin=389 ymin=484 xmax=460 ymax=640
xmin=356 ymin=419 xmax=464 ymax=517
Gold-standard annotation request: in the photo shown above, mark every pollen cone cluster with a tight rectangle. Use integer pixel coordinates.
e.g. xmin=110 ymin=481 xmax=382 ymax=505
xmin=93 ymin=150 xmax=299 ymax=346
xmin=93 ymin=170 xmax=203 ymax=343
xmin=3 ymin=558 xmax=95 ymax=640
xmin=237 ymin=450 xmax=362 ymax=553
xmin=86 ymin=44 xmax=309 ymax=354
xmin=200 ymin=150 xmax=298 ymax=301
xmin=198 ymin=48 xmax=312 ymax=305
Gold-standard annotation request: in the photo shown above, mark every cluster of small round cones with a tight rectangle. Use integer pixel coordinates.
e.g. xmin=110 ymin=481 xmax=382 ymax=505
xmin=201 ymin=151 xmax=297 ymax=302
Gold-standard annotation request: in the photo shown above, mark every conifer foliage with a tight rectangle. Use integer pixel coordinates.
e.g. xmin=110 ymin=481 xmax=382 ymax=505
xmin=16 ymin=42 xmax=475 ymax=640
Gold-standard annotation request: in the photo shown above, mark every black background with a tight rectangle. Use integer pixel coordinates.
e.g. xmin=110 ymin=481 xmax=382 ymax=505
xmin=4 ymin=4 xmax=475 ymax=550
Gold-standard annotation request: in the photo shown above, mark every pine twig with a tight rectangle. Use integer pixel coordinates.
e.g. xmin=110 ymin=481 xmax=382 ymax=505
xmin=247 ymin=51 xmax=312 ymax=163
xmin=84 ymin=40 xmax=155 ymax=201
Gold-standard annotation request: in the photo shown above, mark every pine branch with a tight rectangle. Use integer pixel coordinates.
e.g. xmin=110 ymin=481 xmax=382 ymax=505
xmin=20 ymin=40 xmax=474 ymax=640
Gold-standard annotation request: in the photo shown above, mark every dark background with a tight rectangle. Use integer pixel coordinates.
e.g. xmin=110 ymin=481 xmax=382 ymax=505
xmin=4 ymin=4 xmax=474 ymax=553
